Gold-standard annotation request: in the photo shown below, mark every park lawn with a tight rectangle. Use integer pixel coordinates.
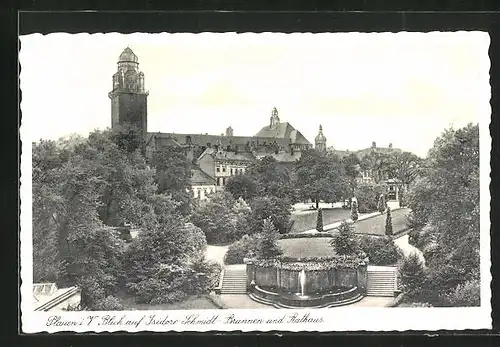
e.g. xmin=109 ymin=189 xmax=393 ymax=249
xmin=119 ymin=294 xmax=220 ymax=310
xmin=278 ymin=237 xmax=335 ymax=259
xmin=291 ymin=208 xmax=351 ymax=233
xmin=353 ymin=208 xmax=410 ymax=236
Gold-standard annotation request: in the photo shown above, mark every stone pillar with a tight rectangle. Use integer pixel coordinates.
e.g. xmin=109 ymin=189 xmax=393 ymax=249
xmin=356 ymin=264 xmax=368 ymax=295
xmin=244 ymin=258 xmax=255 ymax=292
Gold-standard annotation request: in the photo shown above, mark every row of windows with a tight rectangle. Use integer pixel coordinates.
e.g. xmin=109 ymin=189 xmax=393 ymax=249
xmin=194 ymin=187 xmax=215 ymax=198
xmin=216 ymin=167 xmax=245 ymax=175
xmin=217 ymin=177 xmax=226 ymax=186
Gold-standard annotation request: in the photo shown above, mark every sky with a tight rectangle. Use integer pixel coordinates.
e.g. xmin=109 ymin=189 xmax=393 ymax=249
xmin=19 ymin=32 xmax=490 ymax=157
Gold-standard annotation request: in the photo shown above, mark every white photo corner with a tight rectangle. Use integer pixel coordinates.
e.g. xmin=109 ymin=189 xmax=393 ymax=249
xmin=20 ymin=31 xmax=491 ymax=332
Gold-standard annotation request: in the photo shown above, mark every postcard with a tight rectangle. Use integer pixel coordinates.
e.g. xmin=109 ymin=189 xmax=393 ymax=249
xmin=20 ymin=31 xmax=491 ymax=332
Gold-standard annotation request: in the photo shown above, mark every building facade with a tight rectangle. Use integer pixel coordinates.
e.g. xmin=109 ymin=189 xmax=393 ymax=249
xmin=109 ymin=48 xmax=322 ymax=199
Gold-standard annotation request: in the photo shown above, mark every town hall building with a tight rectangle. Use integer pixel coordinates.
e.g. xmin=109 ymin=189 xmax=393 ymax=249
xmin=109 ymin=47 xmax=328 ymax=199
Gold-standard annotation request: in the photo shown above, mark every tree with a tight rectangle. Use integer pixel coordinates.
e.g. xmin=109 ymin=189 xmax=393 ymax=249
xmin=351 ymin=200 xmax=359 ymax=222
xmin=225 ymin=174 xmax=258 ymax=201
xmin=399 ymin=252 xmax=426 ymax=298
xmin=359 ymin=150 xmax=393 ymax=184
xmin=32 ymin=137 xmax=130 ymax=309
xmin=331 ymin=221 xmax=359 ymax=255
xmin=377 ymin=194 xmax=386 ymax=213
xmin=125 ymin=195 xmax=210 ymax=304
xmin=249 ymin=196 xmax=292 ymax=234
xmin=342 ymin=153 xmax=362 ymax=195
xmin=256 ymin=218 xmax=283 ymax=259
xmin=295 ymin=149 xmax=350 ymax=209
xmin=151 ymin=145 xmax=193 ymax=216
xmin=385 ymin=206 xmax=393 ymax=236
xmin=80 ymin=130 xmax=158 ymax=228
xmin=232 ymin=197 xmax=252 ymax=236
xmin=247 ymin=156 xmax=298 ymax=203
xmin=407 ymin=123 xmax=479 ymax=304
xmin=316 ymin=208 xmax=324 ymax=232
xmin=110 ymin=123 xmax=146 ymax=154
xmin=190 ymin=191 xmax=241 ymax=244
xmin=386 ymin=151 xmax=422 ymax=188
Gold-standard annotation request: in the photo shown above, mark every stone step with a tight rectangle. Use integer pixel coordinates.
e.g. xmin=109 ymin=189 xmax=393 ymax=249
xmin=368 ymin=274 xmax=395 ymax=277
xmin=221 ymin=289 xmax=246 ymax=293
xmin=248 ymin=292 xmax=364 ymax=308
xmin=366 ymin=293 xmax=394 ymax=297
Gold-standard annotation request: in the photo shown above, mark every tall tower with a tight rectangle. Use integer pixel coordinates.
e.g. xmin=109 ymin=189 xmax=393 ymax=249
xmin=315 ymin=125 xmax=327 ymax=153
xmin=108 ymin=47 xmax=149 ymax=131
xmin=270 ymin=107 xmax=280 ymax=129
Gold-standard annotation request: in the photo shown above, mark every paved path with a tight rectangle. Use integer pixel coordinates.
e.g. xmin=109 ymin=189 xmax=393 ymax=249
xmin=206 ymin=245 xmax=229 ymax=265
xmin=394 ymin=234 xmax=426 ymax=266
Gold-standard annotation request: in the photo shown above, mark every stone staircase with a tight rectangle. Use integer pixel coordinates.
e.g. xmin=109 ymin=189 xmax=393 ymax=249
xmin=221 ymin=265 xmax=247 ymax=294
xmin=366 ymin=266 xmax=397 ymax=297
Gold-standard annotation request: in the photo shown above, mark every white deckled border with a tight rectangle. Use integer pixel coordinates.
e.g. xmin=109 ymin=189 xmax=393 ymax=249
xmin=20 ymin=31 xmax=492 ymax=333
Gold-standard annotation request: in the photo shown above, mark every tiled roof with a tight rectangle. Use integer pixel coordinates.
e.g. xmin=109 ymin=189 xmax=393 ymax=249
xmin=198 ymin=147 xmax=255 ymax=162
xmin=254 ymin=151 xmax=301 ymax=163
xmin=190 ymin=167 xmax=216 ymax=185
xmin=254 ymin=122 xmax=312 ymax=145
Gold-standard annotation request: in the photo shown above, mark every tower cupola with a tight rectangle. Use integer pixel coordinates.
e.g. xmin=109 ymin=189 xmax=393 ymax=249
xmin=315 ymin=125 xmax=327 ymax=153
xmin=109 ymin=47 xmax=149 ymax=131
xmin=270 ymin=107 xmax=280 ymax=129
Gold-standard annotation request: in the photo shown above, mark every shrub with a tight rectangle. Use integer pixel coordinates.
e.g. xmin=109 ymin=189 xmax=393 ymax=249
xmin=186 ymin=257 xmax=223 ymax=295
xmin=279 ymin=232 xmax=335 ymax=240
xmin=316 ymin=208 xmax=324 ymax=232
xmin=385 ymin=206 xmax=393 ymax=236
xmin=443 ymin=279 xmax=480 ymax=307
xmin=356 ymin=183 xmax=387 ymax=213
xmin=331 ymin=221 xmax=360 ymax=255
xmin=408 ymin=228 xmax=421 ymax=247
xmin=360 ymin=236 xmax=403 ymax=266
xmin=256 ymin=218 xmax=283 ymax=259
xmin=93 ymin=295 xmax=124 ymax=311
xmin=351 ymin=200 xmax=359 ymax=222
xmin=399 ymin=253 xmax=426 ymax=298
xmin=224 ymin=234 xmax=261 ymax=264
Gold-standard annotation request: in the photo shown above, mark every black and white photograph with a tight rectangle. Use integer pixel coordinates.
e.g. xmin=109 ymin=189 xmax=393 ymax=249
xmin=20 ymin=31 xmax=491 ymax=332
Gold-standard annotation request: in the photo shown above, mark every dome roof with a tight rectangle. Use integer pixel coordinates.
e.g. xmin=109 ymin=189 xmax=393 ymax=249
xmin=315 ymin=125 xmax=327 ymax=142
xmin=118 ymin=47 xmax=138 ymax=63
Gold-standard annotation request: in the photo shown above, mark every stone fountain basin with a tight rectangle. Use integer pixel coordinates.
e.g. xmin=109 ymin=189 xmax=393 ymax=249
xmin=252 ymin=284 xmax=359 ymax=308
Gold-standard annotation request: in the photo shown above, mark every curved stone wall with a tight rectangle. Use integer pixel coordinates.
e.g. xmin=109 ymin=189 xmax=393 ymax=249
xmin=246 ymin=260 xmax=367 ymax=308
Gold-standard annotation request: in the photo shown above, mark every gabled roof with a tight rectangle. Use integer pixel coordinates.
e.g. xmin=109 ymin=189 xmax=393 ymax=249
xmin=190 ymin=167 xmax=216 ymax=185
xmin=254 ymin=122 xmax=312 ymax=145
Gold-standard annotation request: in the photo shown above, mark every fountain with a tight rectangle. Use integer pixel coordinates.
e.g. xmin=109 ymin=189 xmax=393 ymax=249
xmin=299 ymin=268 xmax=306 ymax=296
